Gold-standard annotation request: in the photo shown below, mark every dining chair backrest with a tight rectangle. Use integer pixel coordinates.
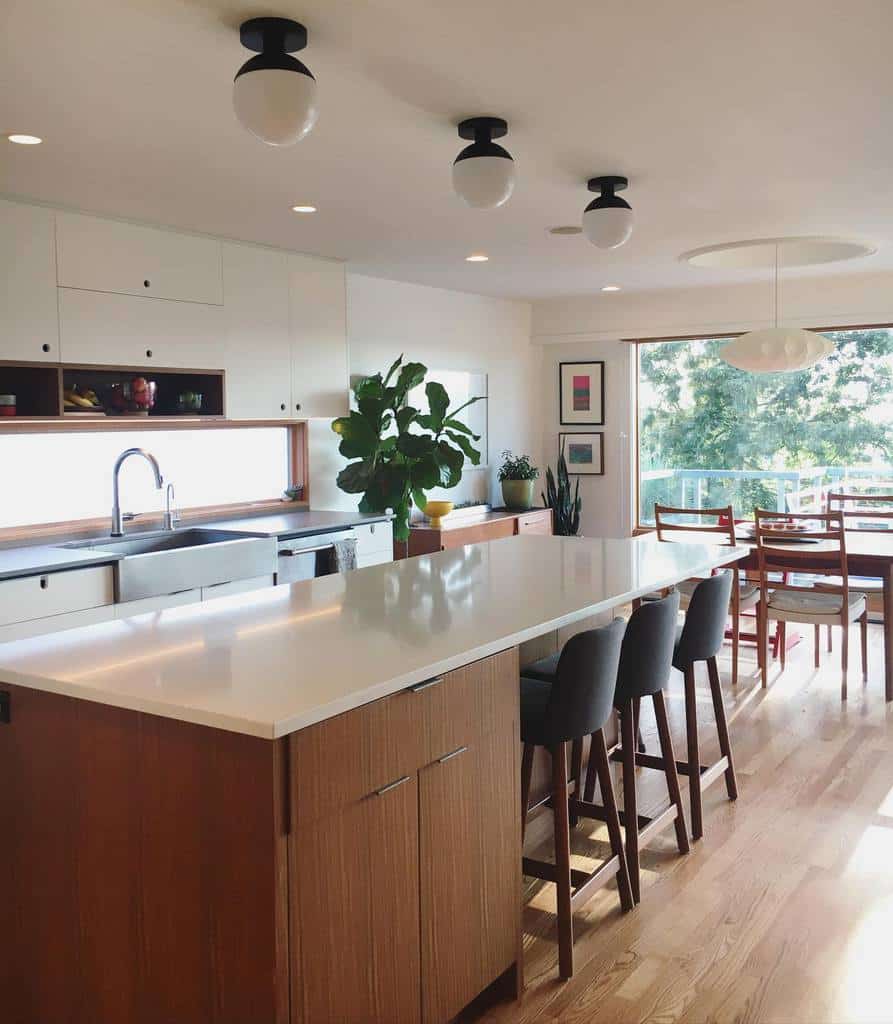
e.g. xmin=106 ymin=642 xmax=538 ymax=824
xmin=614 ymin=590 xmax=680 ymax=705
xmin=673 ymin=570 xmax=734 ymax=670
xmin=654 ymin=503 xmax=738 ymax=547
xmin=539 ymin=617 xmax=627 ymax=747
xmin=827 ymin=491 xmax=893 ymax=532
xmin=753 ymin=509 xmax=849 ymax=606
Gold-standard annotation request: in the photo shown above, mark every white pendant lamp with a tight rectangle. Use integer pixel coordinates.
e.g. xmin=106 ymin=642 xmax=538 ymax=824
xmin=233 ymin=18 xmax=318 ymax=146
xmin=582 ymin=176 xmax=633 ymax=249
xmin=452 ymin=117 xmax=516 ymax=209
xmin=720 ymin=245 xmax=834 ymax=372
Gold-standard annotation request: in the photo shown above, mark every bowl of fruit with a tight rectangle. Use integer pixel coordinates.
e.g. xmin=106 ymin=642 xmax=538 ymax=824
xmin=107 ymin=377 xmax=157 ymax=416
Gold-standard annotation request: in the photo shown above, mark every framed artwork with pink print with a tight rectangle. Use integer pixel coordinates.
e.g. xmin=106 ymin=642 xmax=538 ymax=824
xmin=559 ymin=361 xmax=605 ymax=425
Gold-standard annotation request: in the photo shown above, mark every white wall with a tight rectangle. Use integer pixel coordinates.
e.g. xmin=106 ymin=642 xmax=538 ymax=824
xmin=533 ymin=269 xmax=893 ymax=537
xmin=310 ymin=274 xmax=539 ymax=512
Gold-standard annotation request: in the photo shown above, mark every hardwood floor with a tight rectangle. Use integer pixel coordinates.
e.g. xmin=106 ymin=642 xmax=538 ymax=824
xmin=465 ymin=624 xmax=893 ymax=1024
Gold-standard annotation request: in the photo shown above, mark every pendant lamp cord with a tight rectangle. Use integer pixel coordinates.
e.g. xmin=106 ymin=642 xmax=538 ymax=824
xmin=773 ymin=243 xmax=779 ymax=328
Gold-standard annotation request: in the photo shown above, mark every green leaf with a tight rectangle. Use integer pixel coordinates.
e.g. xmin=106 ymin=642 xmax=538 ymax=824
xmin=411 ymin=487 xmax=428 ymax=513
xmin=413 ymin=454 xmax=441 ymax=490
xmin=332 ymin=410 xmax=379 ymax=459
xmin=396 ymin=405 xmax=418 ymax=433
xmin=445 ymin=395 xmax=484 ymax=420
xmin=445 ymin=431 xmax=481 ymax=466
xmin=425 ymin=381 xmax=449 ymax=430
xmin=336 ymin=462 xmax=372 ymax=494
xmin=414 ymin=413 xmax=434 ymax=430
xmin=442 ymin=417 xmax=480 ymax=440
xmin=382 ymin=354 xmax=403 ymax=386
xmin=353 ymin=373 xmax=383 ymax=402
xmin=357 ymin=394 xmax=387 ymax=426
xmin=397 ymin=433 xmax=435 ymax=459
xmin=395 ymin=361 xmax=427 ymax=397
xmin=434 ymin=440 xmax=464 ymax=488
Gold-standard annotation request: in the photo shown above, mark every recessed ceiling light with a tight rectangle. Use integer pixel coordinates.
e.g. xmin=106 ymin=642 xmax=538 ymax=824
xmin=601 ymin=284 xmax=621 ymax=292
xmin=465 ymin=253 xmax=489 ymax=262
xmin=291 ymin=204 xmax=317 ymax=213
xmin=7 ymin=134 xmax=42 ymax=145
xmin=549 ymin=225 xmax=582 ymax=236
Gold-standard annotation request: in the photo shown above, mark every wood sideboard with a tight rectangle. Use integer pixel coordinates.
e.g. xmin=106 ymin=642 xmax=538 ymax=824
xmin=403 ymin=508 xmax=553 ymax=559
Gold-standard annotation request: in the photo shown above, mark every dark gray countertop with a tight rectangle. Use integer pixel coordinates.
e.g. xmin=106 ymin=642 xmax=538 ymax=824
xmin=0 ymin=508 xmax=392 ymax=582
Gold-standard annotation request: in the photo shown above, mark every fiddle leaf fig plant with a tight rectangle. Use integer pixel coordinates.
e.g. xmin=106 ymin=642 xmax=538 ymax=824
xmin=332 ymin=356 xmax=483 ymax=542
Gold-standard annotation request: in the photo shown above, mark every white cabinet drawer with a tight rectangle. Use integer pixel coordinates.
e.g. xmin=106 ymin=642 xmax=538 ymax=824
xmin=56 ymin=212 xmax=223 ymax=305
xmin=201 ymin=574 xmax=275 ymax=602
xmin=357 ymin=551 xmax=392 ymax=569
xmin=354 ymin=521 xmax=393 ymax=558
xmin=0 ymin=604 xmax=116 ymax=644
xmin=115 ymin=589 xmax=201 ymax=618
xmin=0 ymin=566 xmax=115 ymax=627
xmin=59 ymin=288 xmax=225 ymax=369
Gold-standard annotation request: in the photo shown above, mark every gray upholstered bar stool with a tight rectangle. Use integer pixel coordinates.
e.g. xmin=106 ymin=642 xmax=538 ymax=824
xmin=519 ymin=618 xmax=634 ymax=980
xmin=605 ymin=590 xmax=689 ymax=904
xmin=668 ymin=570 xmax=739 ymax=840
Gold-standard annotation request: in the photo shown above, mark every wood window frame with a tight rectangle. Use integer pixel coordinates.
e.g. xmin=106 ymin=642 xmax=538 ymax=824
xmin=0 ymin=419 xmax=310 ymax=545
xmin=629 ymin=322 xmax=893 ymax=533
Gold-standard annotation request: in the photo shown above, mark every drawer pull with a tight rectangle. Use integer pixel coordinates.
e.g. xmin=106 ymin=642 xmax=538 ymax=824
xmin=373 ymin=775 xmax=411 ymax=797
xmin=39 ymin=576 xmax=49 ymax=590
xmin=437 ymin=745 xmax=468 ymax=765
xmin=410 ymin=676 xmax=443 ymax=693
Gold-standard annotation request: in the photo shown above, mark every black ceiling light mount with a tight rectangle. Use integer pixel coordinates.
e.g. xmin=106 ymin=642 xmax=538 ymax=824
xmin=452 ymin=116 xmax=516 ymax=209
xmin=583 ymin=175 xmax=634 ymax=249
xmin=233 ymin=16 xmax=318 ymax=147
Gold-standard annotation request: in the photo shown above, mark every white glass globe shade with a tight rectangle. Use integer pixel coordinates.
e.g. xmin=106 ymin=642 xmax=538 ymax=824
xmin=582 ymin=205 xmax=634 ymax=249
xmin=719 ymin=328 xmax=834 ymax=372
xmin=452 ymin=156 xmax=516 ymax=209
xmin=233 ymin=67 xmax=318 ymax=146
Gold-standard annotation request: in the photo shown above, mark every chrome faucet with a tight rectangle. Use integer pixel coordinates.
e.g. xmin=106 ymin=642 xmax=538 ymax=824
xmin=162 ymin=482 xmax=180 ymax=532
xmin=111 ymin=448 xmax=164 ymax=537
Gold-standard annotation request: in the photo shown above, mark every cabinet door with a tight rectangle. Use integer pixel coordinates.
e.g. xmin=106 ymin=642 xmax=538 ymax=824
xmin=56 ymin=212 xmax=223 ymax=304
xmin=288 ymin=254 xmax=349 ymax=418
xmin=441 ymin=517 xmax=516 ymax=549
xmin=59 ymin=287 xmax=225 ymax=369
xmin=516 ymin=510 xmax=553 ymax=535
xmin=418 ymin=650 xmax=520 ymax=1024
xmin=0 ymin=200 xmax=59 ymax=361
xmin=221 ymin=243 xmax=291 ymax=419
xmin=291 ymin=779 xmax=421 ymax=1024
xmin=355 ymin=521 xmax=394 ymax=568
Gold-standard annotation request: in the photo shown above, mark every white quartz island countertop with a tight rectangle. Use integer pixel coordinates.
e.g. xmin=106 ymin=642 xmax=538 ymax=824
xmin=0 ymin=535 xmax=744 ymax=739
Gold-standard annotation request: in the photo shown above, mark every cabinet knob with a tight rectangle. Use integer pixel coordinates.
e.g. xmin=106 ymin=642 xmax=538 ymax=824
xmin=146 ymin=349 xmax=153 ymax=358
xmin=295 ymin=402 xmax=302 ymax=412
xmin=41 ymin=343 xmax=51 ymax=353
xmin=143 ymin=279 xmax=151 ymax=288
xmin=280 ymin=402 xmax=287 ymax=411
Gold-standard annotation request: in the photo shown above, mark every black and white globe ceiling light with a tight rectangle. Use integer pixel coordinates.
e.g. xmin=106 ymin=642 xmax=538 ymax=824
xmin=452 ymin=117 xmax=516 ymax=209
xmin=583 ymin=175 xmax=634 ymax=249
xmin=233 ymin=17 xmax=318 ymax=146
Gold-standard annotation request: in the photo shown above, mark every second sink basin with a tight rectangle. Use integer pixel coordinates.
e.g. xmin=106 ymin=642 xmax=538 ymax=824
xmin=64 ymin=529 xmax=278 ymax=603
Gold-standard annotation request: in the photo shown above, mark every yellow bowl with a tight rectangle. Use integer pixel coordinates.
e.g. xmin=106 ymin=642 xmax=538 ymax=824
xmin=424 ymin=500 xmax=454 ymax=528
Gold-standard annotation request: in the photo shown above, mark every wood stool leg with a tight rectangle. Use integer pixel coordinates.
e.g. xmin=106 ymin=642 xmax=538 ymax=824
xmin=860 ymin=612 xmax=868 ymax=683
xmin=520 ymin=743 xmax=534 ymax=845
xmin=778 ymin=620 xmax=787 ymax=671
xmin=653 ymin=690 xmax=689 ymax=855
xmin=707 ymin=655 xmax=738 ymax=801
xmin=814 ymin=624 xmax=821 ymax=669
xmin=582 ymin=734 xmax=598 ymax=802
xmin=620 ymin=701 xmax=640 ymax=904
xmin=569 ymin=739 xmax=583 ymax=827
xmin=827 ymin=624 xmax=833 ymax=653
xmin=551 ymin=743 xmax=574 ymax=980
xmin=591 ymin=729 xmax=634 ymax=913
xmin=683 ymin=664 xmax=703 ymax=840
xmin=758 ymin=604 xmax=769 ymax=688
xmin=731 ymin=597 xmax=740 ymax=688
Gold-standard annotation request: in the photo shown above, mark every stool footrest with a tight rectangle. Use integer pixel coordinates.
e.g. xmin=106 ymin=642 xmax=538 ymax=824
xmin=573 ymin=797 xmax=679 ymax=848
xmin=522 ymin=853 xmax=624 ymax=912
xmin=611 ymin=747 xmax=725 ymax=782
xmin=571 ymin=798 xmax=650 ymax=831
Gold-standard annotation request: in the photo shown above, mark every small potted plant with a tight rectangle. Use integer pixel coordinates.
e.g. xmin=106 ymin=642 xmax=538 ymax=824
xmin=498 ymin=451 xmax=539 ymax=510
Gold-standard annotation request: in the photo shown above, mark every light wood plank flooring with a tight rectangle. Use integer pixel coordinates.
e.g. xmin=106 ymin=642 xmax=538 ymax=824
xmin=466 ymin=624 xmax=893 ymax=1023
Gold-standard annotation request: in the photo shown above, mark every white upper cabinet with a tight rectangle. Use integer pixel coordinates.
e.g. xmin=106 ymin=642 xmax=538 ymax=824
xmin=58 ymin=288 xmax=225 ymax=369
xmin=221 ymin=243 xmax=291 ymax=419
xmin=56 ymin=212 xmax=223 ymax=305
xmin=0 ymin=200 xmax=60 ymax=362
xmin=289 ymin=254 xmax=349 ymax=419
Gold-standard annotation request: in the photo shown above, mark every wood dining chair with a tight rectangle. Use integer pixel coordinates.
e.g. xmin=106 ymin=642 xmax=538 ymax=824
xmin=754 ymin=510 xmax=868 ymax=699
xmin=653 ymin=503 xmax=758 ymax=686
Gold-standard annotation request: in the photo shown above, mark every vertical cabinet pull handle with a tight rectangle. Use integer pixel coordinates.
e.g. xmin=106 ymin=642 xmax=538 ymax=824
xmin=410 ymin=676 xmax=443 ymax=693
xmin=437 ymin=745 xmax=468 ymax=764
xmin=373 ymin=775 xmax=411 ymax=797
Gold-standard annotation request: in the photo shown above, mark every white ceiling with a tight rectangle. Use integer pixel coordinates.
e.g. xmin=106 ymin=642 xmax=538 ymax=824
xmin=3 ymin=0 xmax=893 ymax=300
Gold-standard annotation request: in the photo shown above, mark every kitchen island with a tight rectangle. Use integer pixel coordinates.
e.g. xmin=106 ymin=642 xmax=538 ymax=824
xmin=0 ymin=535 xmax=742 ymax=1024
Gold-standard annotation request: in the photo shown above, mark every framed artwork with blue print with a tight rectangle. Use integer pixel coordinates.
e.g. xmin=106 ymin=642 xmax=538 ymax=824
xmin=560 ymin=432 xmax=604 ymax=475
